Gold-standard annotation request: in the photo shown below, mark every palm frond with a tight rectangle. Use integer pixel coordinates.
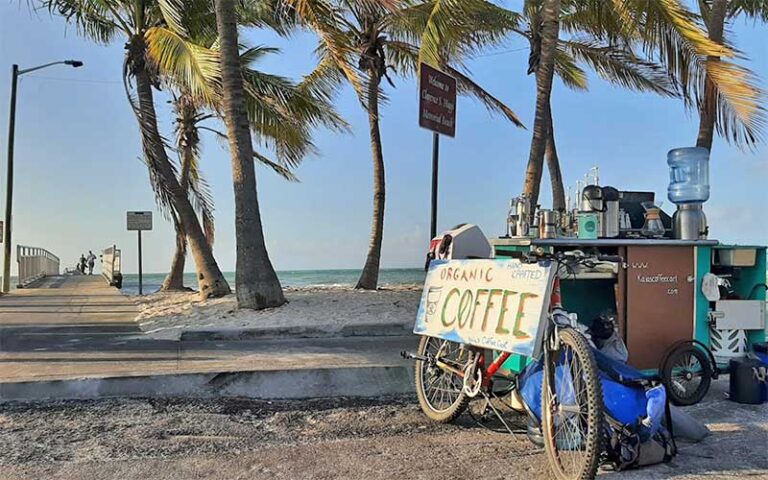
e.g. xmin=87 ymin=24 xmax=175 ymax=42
xmin=614 ymin=0 xmax=765 ymax=147
xmin=123 ymin=48 xmax=179 ymax=223
xmin=199 ymin=126 xmax=300 ymax=182
xmin=187 ymin=171 xmax=216 ymax=245
xmin=553 ymin=47 xmax=589 ymax=91
xmin=300 ymin=49 xmax=347 ymax=102
xmin=728 ymin=0 xmax=768 ymax=21
xmin=415 ymin=0 xmax=521 ymax=68
xmin=40 ymin=0 xmax=123 ymax=43
xmin=563 ymin=39 xmax=677 ymax=96
xmin=253 ymin=151 xmax=300 ymax=181
xmin=145 ymin=26 xmax=221 ymax=107
xmin=440 ymin=64 xmax=525 ymax=128
xmin=285 ymin=0 xmax=365 ymax=96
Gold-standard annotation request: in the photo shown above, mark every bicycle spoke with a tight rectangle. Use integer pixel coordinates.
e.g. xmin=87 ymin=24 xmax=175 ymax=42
xmin=546 ymin=336 xmax=596 ymax=478
xmin=419 ymin=337 xmax=469 ymax=413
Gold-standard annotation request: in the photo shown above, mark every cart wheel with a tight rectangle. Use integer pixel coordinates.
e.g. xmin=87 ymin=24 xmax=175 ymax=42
xmin=661 ymin=342 xmax=713 ymax=406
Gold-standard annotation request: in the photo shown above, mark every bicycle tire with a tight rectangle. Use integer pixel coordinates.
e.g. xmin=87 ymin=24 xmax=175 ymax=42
xmin=661 ymin=342 xmax=712 ymax=406
xmin=541 ymin=328 xmax=604 ymax=480
xmin=414 ymin=335 xmax=471 ymax=423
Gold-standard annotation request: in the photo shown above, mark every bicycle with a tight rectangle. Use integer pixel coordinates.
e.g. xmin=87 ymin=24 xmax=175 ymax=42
xmin=406 ymin=250 xmax=623 ymax=480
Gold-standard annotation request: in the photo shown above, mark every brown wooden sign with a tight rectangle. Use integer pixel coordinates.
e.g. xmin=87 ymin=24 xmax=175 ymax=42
xmin=419 ymin=63 xmax=457 ymax=137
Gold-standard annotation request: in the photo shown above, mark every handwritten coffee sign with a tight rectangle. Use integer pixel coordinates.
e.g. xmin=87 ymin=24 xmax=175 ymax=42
xmin=414 ymin=259 xmax=555 ymax=357
xmin=418 ymin=63 xmax=457 ymax=137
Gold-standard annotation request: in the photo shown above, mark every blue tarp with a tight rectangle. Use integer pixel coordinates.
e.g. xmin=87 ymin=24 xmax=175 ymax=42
xmin=518 ymin=348 xmax=665 ymax=439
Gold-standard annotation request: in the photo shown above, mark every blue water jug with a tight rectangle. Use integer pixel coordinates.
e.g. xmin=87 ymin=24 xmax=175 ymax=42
xmin=667 ymin=147 xmax=710 ymax=204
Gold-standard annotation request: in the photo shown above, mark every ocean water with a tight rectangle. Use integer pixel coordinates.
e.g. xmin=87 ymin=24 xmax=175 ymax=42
xmin=119 ymin=268 xmax=426 ymax=295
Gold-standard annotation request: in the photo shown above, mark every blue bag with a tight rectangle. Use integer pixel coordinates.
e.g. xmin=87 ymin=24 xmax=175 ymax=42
xmin=517 ymin=348 xmax=677 ymax=470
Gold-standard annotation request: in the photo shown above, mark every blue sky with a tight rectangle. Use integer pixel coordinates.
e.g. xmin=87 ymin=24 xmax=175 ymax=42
xmin=0 ymin=2 xmax=766 ymax=274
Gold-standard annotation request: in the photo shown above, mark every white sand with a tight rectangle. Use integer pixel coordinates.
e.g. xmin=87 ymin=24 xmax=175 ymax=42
xmin=135 ymin=286 xmax=423 ymax=338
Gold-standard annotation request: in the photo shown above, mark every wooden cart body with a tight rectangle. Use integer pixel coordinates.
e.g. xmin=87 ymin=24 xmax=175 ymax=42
xmin=492 ymin=238 xmax=767 ymax=373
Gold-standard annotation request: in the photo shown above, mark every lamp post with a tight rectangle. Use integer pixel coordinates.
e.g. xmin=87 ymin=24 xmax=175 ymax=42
xmin=3 ymin=60 xmax=83 ymax=293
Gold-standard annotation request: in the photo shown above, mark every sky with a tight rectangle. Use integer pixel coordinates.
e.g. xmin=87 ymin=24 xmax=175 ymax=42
xmin=0 ymin=2 xmax=766 ymax=275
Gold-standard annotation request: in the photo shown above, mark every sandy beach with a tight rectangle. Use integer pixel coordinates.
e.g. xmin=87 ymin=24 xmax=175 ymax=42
xmin=135 ymin=286 xmax=423 ymax=338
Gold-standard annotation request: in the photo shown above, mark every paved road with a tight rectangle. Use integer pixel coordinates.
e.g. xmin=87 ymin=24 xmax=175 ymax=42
xmin=0 ymin=277 xmax=415 ymax=392
xmin=1 ymin=385 xmax=766 ymax=480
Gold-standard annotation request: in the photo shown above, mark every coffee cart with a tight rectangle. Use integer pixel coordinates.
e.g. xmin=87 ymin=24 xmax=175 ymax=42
xmin=493 ymin=237 xmax=765 ymax=370
xmin=482 ymin=148 xmax=767 ymax=404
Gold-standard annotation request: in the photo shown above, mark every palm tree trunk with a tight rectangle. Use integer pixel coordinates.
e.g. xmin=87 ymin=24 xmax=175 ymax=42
xmin=356 ymin=74 xmax=385 ymax=291
xmin=696 ymin=0 xmax=728 ymax=151
xmin=162 ymin=225 xmax=187 ymax=290
xmin=214 ymin=0 xmax=285 ymax=309
xmin=162 ymin=121 xmax=194 ymax=291
xmin=545 ymin=105 xmax=566 ymax=212
xmin=131 ymin=38 xmax=230 ymax=299
xmin=522 ymin=0 xmax=560 ymax=208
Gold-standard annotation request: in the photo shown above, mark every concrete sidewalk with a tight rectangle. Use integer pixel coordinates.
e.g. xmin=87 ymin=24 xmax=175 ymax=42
xmin=0 ymin=276 xmax=417 ymax=401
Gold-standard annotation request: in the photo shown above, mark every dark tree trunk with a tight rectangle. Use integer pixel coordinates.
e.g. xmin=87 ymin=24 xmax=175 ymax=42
xmin=162 ymin=104 xmax=194 ymax=292
xmin=214 ymin=0 xmax=285 ymax=309
xmin=522 ymin=0 xmax=560 ymax=208
xmin=696 ymin=0 xmax=728 ymax=151
xmin=162 ymin=225 xmax=187 ymax=290
xmin=356 ymin=72 xmax=385 ymax=290
xmin=131 ymin=37 xmax=230 ymax=299
xmin=545 ymin=105 xmax=566 ymax=212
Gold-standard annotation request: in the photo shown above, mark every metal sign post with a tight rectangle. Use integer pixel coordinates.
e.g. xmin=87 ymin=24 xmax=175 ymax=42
xmin=127 ymin=211 xmax=152 ymax=295
xmin=418 ymin=63 xmax=456 ymax=240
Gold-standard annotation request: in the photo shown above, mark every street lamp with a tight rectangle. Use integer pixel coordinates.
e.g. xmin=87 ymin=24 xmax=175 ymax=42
xmin=3 ymin=60 xmax=83 ymax=293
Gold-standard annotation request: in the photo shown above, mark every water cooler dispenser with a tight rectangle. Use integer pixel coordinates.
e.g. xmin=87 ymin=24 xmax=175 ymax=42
xmin=668 ymin=147 xmax=710 ymax=240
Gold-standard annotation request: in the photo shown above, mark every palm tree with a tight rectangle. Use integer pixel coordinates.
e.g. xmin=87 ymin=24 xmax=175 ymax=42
xmin=695 ymin=0 xmax=766 ymax=150
xmin=522 ymin=0 xmax=560 ymax=211
xmin=515 ymin=0 xmax=765 ymax=209
xmin=519 ymin=2 xmax=679 ymax=211
xmin=301 ymin=0 xmax=524 ymax=289
xmin=44 ymin=0 xmax=231 ymax=298
xmin=214 ymin=0 xmax=285 ymax=308
xmin=151 ymin=29 xmax=344 ymax=293
xmin=161 ymin=90 xmax=214 ymax=291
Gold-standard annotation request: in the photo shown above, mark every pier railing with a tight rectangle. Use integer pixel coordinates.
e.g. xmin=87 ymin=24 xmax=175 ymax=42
xmin=16 ymin=245 xmax=60 ymax=288
xmin=101 ymin=245 xmax=123 ymax=288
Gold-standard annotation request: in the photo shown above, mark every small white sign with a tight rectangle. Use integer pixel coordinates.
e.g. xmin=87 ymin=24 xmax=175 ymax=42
xmin=127 ymin=211 xmax=153 ymax=231
xmin=413 ymin=259 xmax=555 ymax=357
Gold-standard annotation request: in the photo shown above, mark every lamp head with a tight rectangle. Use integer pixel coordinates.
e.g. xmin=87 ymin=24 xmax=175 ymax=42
xmin=65 ymin=60 xmax=84 ymax=68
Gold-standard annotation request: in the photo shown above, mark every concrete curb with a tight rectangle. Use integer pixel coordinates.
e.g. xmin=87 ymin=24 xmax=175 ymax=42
xmin=180 ymin=322 xmax=413 ymax=342
xmin=0 ymin=365 xmax=416 ymax=403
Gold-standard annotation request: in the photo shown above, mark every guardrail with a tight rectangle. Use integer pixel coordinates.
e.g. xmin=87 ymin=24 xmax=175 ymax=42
xmin=101 ymin=245 xmax=123 ymax=288
xmin=16 ymin=245 xmax=60 ymax=288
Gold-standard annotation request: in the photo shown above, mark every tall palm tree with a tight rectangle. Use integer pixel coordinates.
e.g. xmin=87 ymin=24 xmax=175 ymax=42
xmin=43 ymin=0 xmax=231 ymax=298
xmin=302 ymin=0 xmax=525 ymax=290
xmin=695 ymin=0 xmax=766 ymax=150
xmin=152 ymin=30 xmax=343 ymax=292
xmin=214 ymin=0 xmax=285 ymax=308
xmin=519 ymin=1 xmax=679 ymax=211
xmin=162 ymin=90 xmax=215 ymax=291
xmin=522 ymin=0 xmax=560 ymax=211
xmin=517 ymin=0 xmax=765 ymax=209
xmin=161 ymin=84 xmax=308 ymax=291
xmin=150 ymin=0 xmax=346 ymax=305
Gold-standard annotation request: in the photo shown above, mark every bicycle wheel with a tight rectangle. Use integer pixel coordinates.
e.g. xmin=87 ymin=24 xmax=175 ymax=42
xmin=414 ymin=335 xmax=471 ymax=423
xmin=662 ymin=343 xmax=712 ymax=406
xmin=541 ymin=328 xmax=604 ymax=480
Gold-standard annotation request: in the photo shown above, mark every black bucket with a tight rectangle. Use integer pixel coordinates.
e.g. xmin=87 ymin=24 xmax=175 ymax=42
xmin=729 ymin=358 xmax=767 ymax=405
